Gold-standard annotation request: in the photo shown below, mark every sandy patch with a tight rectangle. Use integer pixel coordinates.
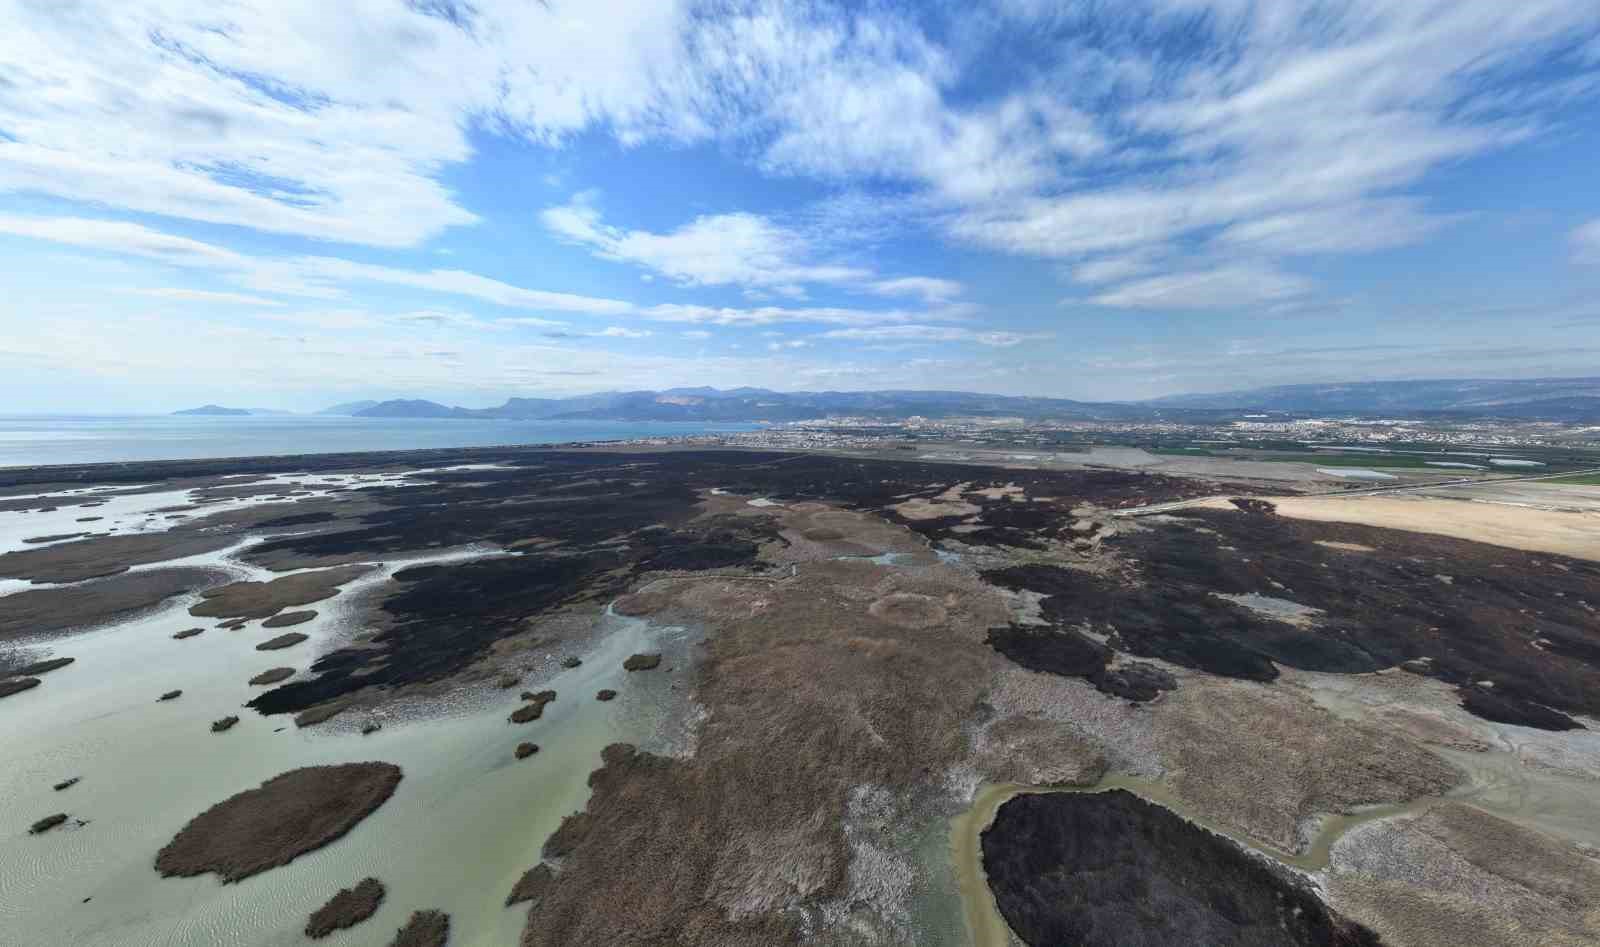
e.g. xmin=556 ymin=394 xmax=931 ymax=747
xmin=1201 ymin=495 xmax=1600 ymax=562
xmin=1315 ymin=540 xmax=1377 ymax=553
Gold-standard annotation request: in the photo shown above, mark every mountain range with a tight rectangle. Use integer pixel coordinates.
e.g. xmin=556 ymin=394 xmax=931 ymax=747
xmin=174 ymin=376 xmax=1600 ymax=423
xmin=338 ymin=389 xmax=1149 ymax=422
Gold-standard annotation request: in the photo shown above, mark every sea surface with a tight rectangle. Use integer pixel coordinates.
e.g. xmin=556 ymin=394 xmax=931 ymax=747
xmin=0 ymin=415 xmax=760 ymax=468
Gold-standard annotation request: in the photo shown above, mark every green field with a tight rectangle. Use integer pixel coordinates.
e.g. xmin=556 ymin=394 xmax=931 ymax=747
xmin=1549 ymin=473 xmax=1600 ymax=485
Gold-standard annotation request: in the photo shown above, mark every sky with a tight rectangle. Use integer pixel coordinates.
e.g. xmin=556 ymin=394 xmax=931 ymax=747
xmin=2 ymin=0 xmax=1600 ymax=412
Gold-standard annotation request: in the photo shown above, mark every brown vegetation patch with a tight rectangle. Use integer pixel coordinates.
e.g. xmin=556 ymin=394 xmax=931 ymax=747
xmin=867 ymin=592 xmax=948 ymax=629
xmin=515 ymin=742 xmax=539 ymax=759
xmin=0 ymin=532 xmax=234 ymax=584
xmin=510 ymin=690 xmax=557 ymax=723
xmin=257 ymin=632 xmax=308 ymax=651
xmin=30 ymin=813 xmax=69 ymax=834
xmin=612 ymin=590 xmax=671 ymax=616
xmin=155 ymin=762 xmax=401 ymax=882
xmin=295 ymin=702 xmax=351 ymax=728
xmin=1 ymin=677 xmax=42 ymax=698
xmin=172 ymin=628 xmax=203 ymax=640
xmin=507 ymin=863 xmax=554 ymax=906
xmin=974 ymin=715 xmax=1109 ymax=787
xmin=189 ymin=565 xmax=371 ymax=620
xmin=892 ymin=496 xmax=981 ymax=521
xmin=306 ymin=877 xmax=386 ymax=939
xmin=623 ymin=653 xmax=662 ymax=671
xmin=262 ymin=610 xmax=317 ymax=628
xmin=801 ymin=527 xmax=845 ymax=542
xmin=1153 ymin=678 xmax=1460 ymax=851
xmin=596 ymin=689 xmax=617 ymax=702
xmin=523 ymin=526 xmax=1011 ymax=944
xmin=0 ymin=567 xmax=219 ymax=641
xmin=249 ymin=667 xmax=295 ymax=686
xmin=158 ymin=689 xmax=182 ymax=701
xmin=1330 ymin=802 xmax=1600 ymax=946
xmin=388 ymin=909 xmax=449 ymax=947
xmin=10 ymin=656 xmax=74 ymax=676
xmin=211 ymin=716 xmax=239 ymax=733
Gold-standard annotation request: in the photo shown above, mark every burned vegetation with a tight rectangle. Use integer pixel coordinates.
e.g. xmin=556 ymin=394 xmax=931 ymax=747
xmin=982 ymin=507 xmax=1600 ymax=730
xmin=982 ymin=790 xmax=1383 ymax=947
xmin=235 ymin=451 xmax=1215 ymax=717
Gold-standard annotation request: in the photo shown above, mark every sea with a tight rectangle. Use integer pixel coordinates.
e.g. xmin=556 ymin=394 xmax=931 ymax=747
xmin=0 ymin=415 xmax=762 ymax=468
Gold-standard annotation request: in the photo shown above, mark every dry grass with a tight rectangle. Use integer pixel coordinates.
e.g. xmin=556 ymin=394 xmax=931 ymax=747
xmin=155 ymin=763 xmax=401 ymax=882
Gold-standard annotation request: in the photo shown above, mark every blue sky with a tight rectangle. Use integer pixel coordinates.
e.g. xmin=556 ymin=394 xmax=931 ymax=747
xmin=2 ymin=0 xmax=1599 ymax=412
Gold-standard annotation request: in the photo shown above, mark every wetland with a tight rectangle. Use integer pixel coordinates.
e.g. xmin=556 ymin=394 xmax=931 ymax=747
xmin=2 ymin=443 xmax=1598 ymax=946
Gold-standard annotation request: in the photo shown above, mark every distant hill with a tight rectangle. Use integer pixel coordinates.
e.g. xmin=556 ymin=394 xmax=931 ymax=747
xmin=1149 ymin=376 xmax=1600 ymax=418
xmin=356 ymin=399 xmax=475 ymax=419
xmin=328 ymin=377 xmax=1600 ymax=425
xmin=345 ymin=389 xmax=1147 ymax=423
xmin=317 ymin=400 xmax=382 ymax=416
xmin=173 ymin=405 xmax=251 ymax=416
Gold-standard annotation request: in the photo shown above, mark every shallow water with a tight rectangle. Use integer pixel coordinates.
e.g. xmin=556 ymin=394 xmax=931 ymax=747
xmin=1315 ymin=467 xmax=1398 ymax=481
xmin=0 ymin=416 xmax=759 ymax=468
xmin=0 ymin=467 xmax=473 ymax=562
xmin=1 ymin=539 xmax=686 ymax=946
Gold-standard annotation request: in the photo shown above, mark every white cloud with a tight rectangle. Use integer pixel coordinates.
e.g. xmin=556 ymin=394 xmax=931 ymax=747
xmin=680 ymin=329 xmax=712 ymax=340
xmin=5 ymin=0 xmax=1596 ymax=332
xmin=597 ymin=326 xmax=653 ymax=339
xmin=124 ymin=287 xmax=284 ymax=307
xmin=543 ymin=195 xmax=870 ymax=290
xmin=282 ymin=257 xmax=635 ymax=315
xmin=0 ymin=215 xmax=245 ymax=267
xmin=867 ymin=276 xmax=964 ymax=303
xmin=956 ymin=1 xmax=1600 ymax=296
xmin=767 ymin=339 xmax=810 ymax=351
xmin=1070 ymin=254 xmax=1160 ymax=286
xmin=543 ymin=194 xmax=964 ymax=302
xmin=820 ymin=325 xmax=1041 ymax=347
xmin=0 ymin=0 xmax=719 ymax=247
xmin=1573 ymin=218 xmax=1600 ymax=263
xmin=637 ymin=302 xmax=959 ymax=328
xmin=1217 ymin=200 xmax=1457 ymax=254
xmin=1088 ymin=263 xmax=1312 ymax=310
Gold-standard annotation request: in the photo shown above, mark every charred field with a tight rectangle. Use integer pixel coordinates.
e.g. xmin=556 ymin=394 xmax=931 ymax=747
xmin=981 ymin=789 xmax=1381 ymax=947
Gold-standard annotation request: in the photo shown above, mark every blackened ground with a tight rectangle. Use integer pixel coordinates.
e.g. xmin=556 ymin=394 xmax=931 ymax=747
xmin=985 ymin=624 xmax=1178 ymax=702
xmin=248 ymin=514 xmax=779 ymax=716
xmin=241 ymin=450 xmax=1209 ymax=716
xmin=983 ymin=508 xmax=1600 ymax=729
xmin=982 ymin=790 xmax=1383 ymax=947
